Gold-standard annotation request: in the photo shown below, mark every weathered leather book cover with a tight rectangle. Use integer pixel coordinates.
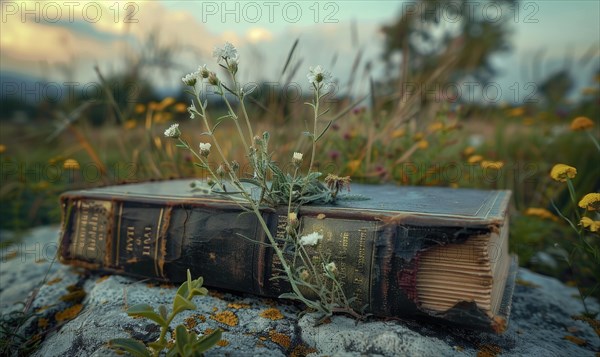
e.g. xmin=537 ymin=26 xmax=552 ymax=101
xmin=58 ymin=179 xmax=516 ymax=333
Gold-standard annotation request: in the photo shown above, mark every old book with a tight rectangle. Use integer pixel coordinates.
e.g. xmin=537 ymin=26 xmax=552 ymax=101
xmin=58 ymin=179 xmax=516 ymax=333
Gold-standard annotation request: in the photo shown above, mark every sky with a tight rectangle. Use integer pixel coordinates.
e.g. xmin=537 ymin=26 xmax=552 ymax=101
xmin=1 ymin=0 xmax=599 ymax=104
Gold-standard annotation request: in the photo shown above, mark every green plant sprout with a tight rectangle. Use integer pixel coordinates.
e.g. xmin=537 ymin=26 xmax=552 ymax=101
xmin=166 ymin=42 xmax=361 ymax=321
xmin=110 ymin=270 xmax=221 ymax=357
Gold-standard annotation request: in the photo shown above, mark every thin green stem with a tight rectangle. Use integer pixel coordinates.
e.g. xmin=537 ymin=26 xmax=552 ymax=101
xmin=566 ymin=178 xmax=581 ymax=222
xmin=218 ymin=85 xmax=250 ymax=151
xmin=240 ymin=98 xmax=255 ymax=146
xmin=586 ymin=131 xmax=600 ymax=152
xmin=308 ymin=85 xmax=320 ymax=173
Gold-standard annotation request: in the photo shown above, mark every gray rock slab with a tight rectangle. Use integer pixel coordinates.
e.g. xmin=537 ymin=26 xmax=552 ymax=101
xmin=0 ymin=226 xmax=598 ymax=356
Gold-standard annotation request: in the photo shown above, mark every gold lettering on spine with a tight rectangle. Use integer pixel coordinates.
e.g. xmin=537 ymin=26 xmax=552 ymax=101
xmin=126 ymin=226 xmax=135 ymax=252
xmin=154 ymin=208 xmax=164 ymax=278
xmin=115 ymin=203 xmax=123 ymax=265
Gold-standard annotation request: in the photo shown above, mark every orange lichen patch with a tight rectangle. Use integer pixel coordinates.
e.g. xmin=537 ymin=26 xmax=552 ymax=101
xmin=476 ymin=344 xmax=501 ymax=357
xmin=36 ymin=305 xmax=51 ymax=313
xmin=564 ymin=335 xmax=587 ymax=346
xmin=262 ymin=299 xmax=277 ymax=306
xmin=290 ymin=344 xmax=318 ymax=357
xmin=258 ymin=336 xmax=267 ymax=341
xmin=316 ymin=213 xmax=326 ymax=220
xmin=216 ymin=340 xmax=230 ymax=347
xmin=60 ymin=287 xmax=86 ymax=303
xmin=209 ymin=291 xmax=225 ymax=299
xmin=159 ymin=283 xmax=175 ymax=289
xmin=37 ymin=318 xmax=49 ymax=329
xmin=268 ymin=330 xmax=291 ymax=349
xmin=212 ymin=307 xmax=218 ymax=312
xmin=95 ymin=276 xmax=109 ymax=284
xmin=571 ymin=315 xmax=600 ymax=337
xmin=184 ymin=316 xmax=198 ymax=329
xmin=55 ymin=304 xmax=83 ymax=322
xmin=227 ymin=302 xmax=251 ymax=309
xmin=204 ymin=328 xmax=214 ymax=335
xmin=4 ymin=251 xmax=17 ymax=260
xmin=46 ymin=277 xmax=62 ymax=286
xmin=210 ymin=311 xmax=238 ymax=327
xmin=259 ymin=308 xmax=284 ymax=320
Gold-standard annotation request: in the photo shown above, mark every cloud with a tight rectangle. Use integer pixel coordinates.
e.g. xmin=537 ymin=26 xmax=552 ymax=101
xmin=246 ymin=28 xmax=274 ymax=43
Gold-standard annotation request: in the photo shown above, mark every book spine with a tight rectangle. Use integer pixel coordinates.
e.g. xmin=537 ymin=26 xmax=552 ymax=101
xmin=58 ymin=195 xmax=488 ymax=318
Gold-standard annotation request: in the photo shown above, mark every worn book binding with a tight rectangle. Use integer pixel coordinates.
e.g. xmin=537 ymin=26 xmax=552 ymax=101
xmin=58 ymin=179 xmax=516 ymax=333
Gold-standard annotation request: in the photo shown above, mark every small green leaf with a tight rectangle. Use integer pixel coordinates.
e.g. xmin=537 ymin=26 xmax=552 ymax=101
xmin=172 ymin=295 xmax=196 ymax=316
xmin=158 ymin=305 xmax=168 ymax=320
xmin=195 ymin=329 xmax=222 ymax=353
xmin=175 ymin=325 xmax=190 ymax=355
xmin=110 ymin=338 xmax=151 ymax=357
xmin=191 ymin=287 xmax=208 ymax=297
xmin=175 ymin=144 xmax=188 ymax=148
xmin=193 ymin=162 xmax=208 ymax=169
xmin=148 ymin=340 xmax=167 ymax=352
xmin=315 ymin=121 xmax=333 ymax=142
xmin=127 ymin=304 xmax=167 ymax=327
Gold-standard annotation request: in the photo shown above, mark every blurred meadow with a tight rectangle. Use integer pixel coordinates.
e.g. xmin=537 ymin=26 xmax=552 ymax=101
xmin=1 ymin=0 xmax=599 ymax=302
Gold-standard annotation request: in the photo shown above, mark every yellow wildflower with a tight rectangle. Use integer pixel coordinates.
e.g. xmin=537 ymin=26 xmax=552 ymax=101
xmin=391 ymin=128 xmax=406 ymax=138
xmin=427 ymin=122 xmax=444 ymax=133
xmin=468 ymin=155 xmax=483 ymax=164
xmin=417 ymin=140 xmax=429 ymax=149
xmin=157 ymin=97 xmax=176 ymax=111
xmin=481 ymin=160 xmax=504 ymax=170
xmin=580 ymin=217 xmax=600 ymax=232
xmin=508 ymin=107 xmax=524 ymax=117
xmin=570 ymin=116 xmax=594 ymax=131
xmin=581 ymin=87 xmax=598 ymax=95
xmin=523 ymin=117 xmax=535 ymax=126
xmin=174 ymin=102 xmax=187 ymax=113
xmin=134 ymin=103 xmax=146 ymax=114
xmin=463 ymin=146 xmax=475 ymax=156
xmin=413 ymin=132 xmax=424 ymax=141
xmin=578 ymin=193 xmax=600 ymax=211
xmin=0 ymin=144 xmax=6 ymax=154
xmin=123 ymin=119 xmax=137 ymax=130
xmin=63 ymin=159 xmax=80 ymax=170
xmin=525 ymin=208 xmax=559 ymax=222
xmin=347 ymin=159 xmax=361 ymax=174
xmin=550 ymin=164 xmax=577 ymax=182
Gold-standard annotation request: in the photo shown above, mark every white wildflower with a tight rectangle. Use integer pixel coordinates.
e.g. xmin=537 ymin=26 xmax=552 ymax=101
xmin=164 ymin=123 xmax=181 ymax=138
xmin=198 ymin=64 xmax=210 ymax=79
xmin=292 ymin=152 xmax=303 ymax=164
xmin=325 ymin=262 xmax=337 ymax=274
xmin=199 ymin=142 xmax=211 ymax=157
xmin=307 ymin=65 xmax=332 ymax=86
xmin=288 ymin=212 xmax=298 ymax=225
xmin=188 ymin=100 xmax=197 ymax=119
xmin=213 ymin=42 xmax=238 ymax=62
xmin=299 ymin=232 xmax=323 ymax=246
xmin=182 ymin=71 xmax=198 ymax=86
xmin=208 ymin=71 xmax=219 ymax=86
